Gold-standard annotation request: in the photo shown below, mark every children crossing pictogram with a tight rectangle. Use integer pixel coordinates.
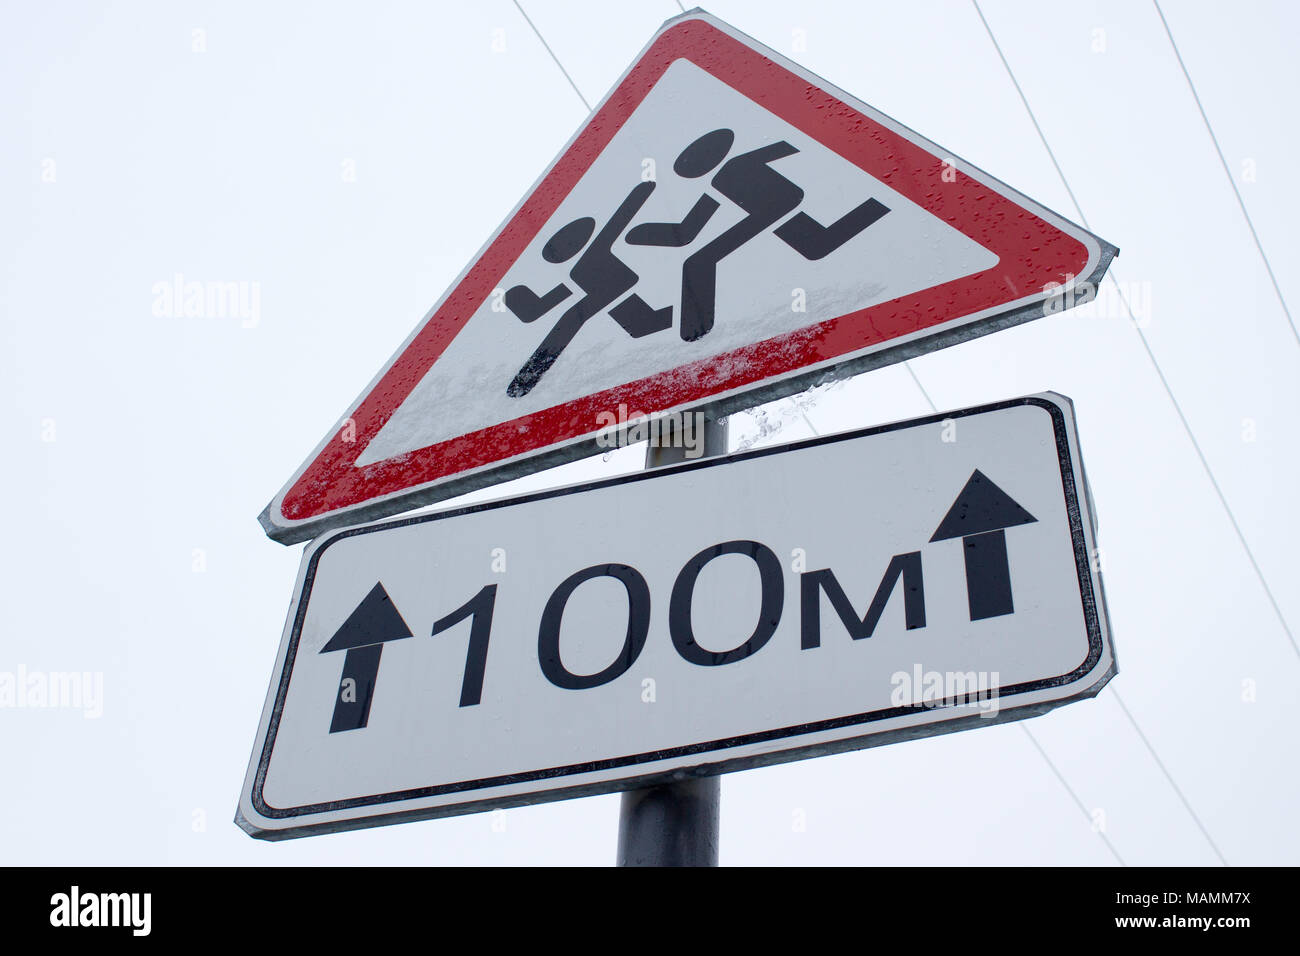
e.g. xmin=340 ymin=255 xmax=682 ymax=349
xmin=505 ymin=128 xmax=893 ymax=396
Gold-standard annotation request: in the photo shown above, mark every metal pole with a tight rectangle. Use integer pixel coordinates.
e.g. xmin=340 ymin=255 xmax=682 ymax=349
xmin=616 ymin=412 xmax=727 ymax=867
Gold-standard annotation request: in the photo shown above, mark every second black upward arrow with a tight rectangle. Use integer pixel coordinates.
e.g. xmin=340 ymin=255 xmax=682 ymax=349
xmin=930 ymin=470 xmax=1037 ymax=621
xmin=319 ymin=582 xmax=413 ymax=733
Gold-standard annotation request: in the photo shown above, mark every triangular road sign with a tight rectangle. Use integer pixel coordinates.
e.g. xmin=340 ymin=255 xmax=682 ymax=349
xmin=261 ymin=10 xmax=1116 ymax=544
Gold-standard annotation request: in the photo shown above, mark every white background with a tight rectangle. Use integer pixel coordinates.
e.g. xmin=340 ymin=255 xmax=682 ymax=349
xmin=2 ymin=0 xmax=1297 ymax=866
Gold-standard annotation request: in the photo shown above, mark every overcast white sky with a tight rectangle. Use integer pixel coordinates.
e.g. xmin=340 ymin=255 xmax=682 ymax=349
xmin=3 ymin=0 xmax=1298 ymax=865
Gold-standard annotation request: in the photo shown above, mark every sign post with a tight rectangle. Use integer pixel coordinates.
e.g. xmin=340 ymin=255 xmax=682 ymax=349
xmin=617 ymin=775 xmax=720 ymax=867
xmin=616 ymin=415 xmax=728 ymax=867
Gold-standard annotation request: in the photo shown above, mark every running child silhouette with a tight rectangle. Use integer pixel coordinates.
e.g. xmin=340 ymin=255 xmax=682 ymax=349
xmin=503 ymin=128 xmax=890 ymax=396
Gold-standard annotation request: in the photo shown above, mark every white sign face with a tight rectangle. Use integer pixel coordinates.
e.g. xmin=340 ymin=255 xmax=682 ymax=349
xmin=238 ymin=393 xmax=1114 ymax=839
xmin=260 ymin=10 xmax=1115 ymax=544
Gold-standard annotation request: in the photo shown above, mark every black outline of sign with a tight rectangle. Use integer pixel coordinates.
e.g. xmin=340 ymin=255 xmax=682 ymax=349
xmin=242 ymin=395 xmax=1111 ymax=838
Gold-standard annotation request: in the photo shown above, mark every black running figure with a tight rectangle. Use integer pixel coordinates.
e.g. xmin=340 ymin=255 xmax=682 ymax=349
xmin=501 ymin=128 xmax=891 ymax=396
xmin=627 ymin=128 xmax=892 ymax=340
xmin=504 ymin=181 xmax=672 ymax=397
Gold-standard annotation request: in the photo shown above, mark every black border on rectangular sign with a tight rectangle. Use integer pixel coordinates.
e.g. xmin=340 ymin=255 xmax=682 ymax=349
xmin=243 ymin=394 xmax=1111 ymax=838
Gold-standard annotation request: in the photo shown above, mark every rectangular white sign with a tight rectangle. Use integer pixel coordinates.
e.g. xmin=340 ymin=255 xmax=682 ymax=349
xmin=238 ymin=393 xmax=1114 ymax=839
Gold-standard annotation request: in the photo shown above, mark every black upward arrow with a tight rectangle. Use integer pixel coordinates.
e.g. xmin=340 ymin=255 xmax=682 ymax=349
xmin=930 ymin=470 xmax=1037 ymax=621
xmin=319 ymin=582 xmax=413 ymax=733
